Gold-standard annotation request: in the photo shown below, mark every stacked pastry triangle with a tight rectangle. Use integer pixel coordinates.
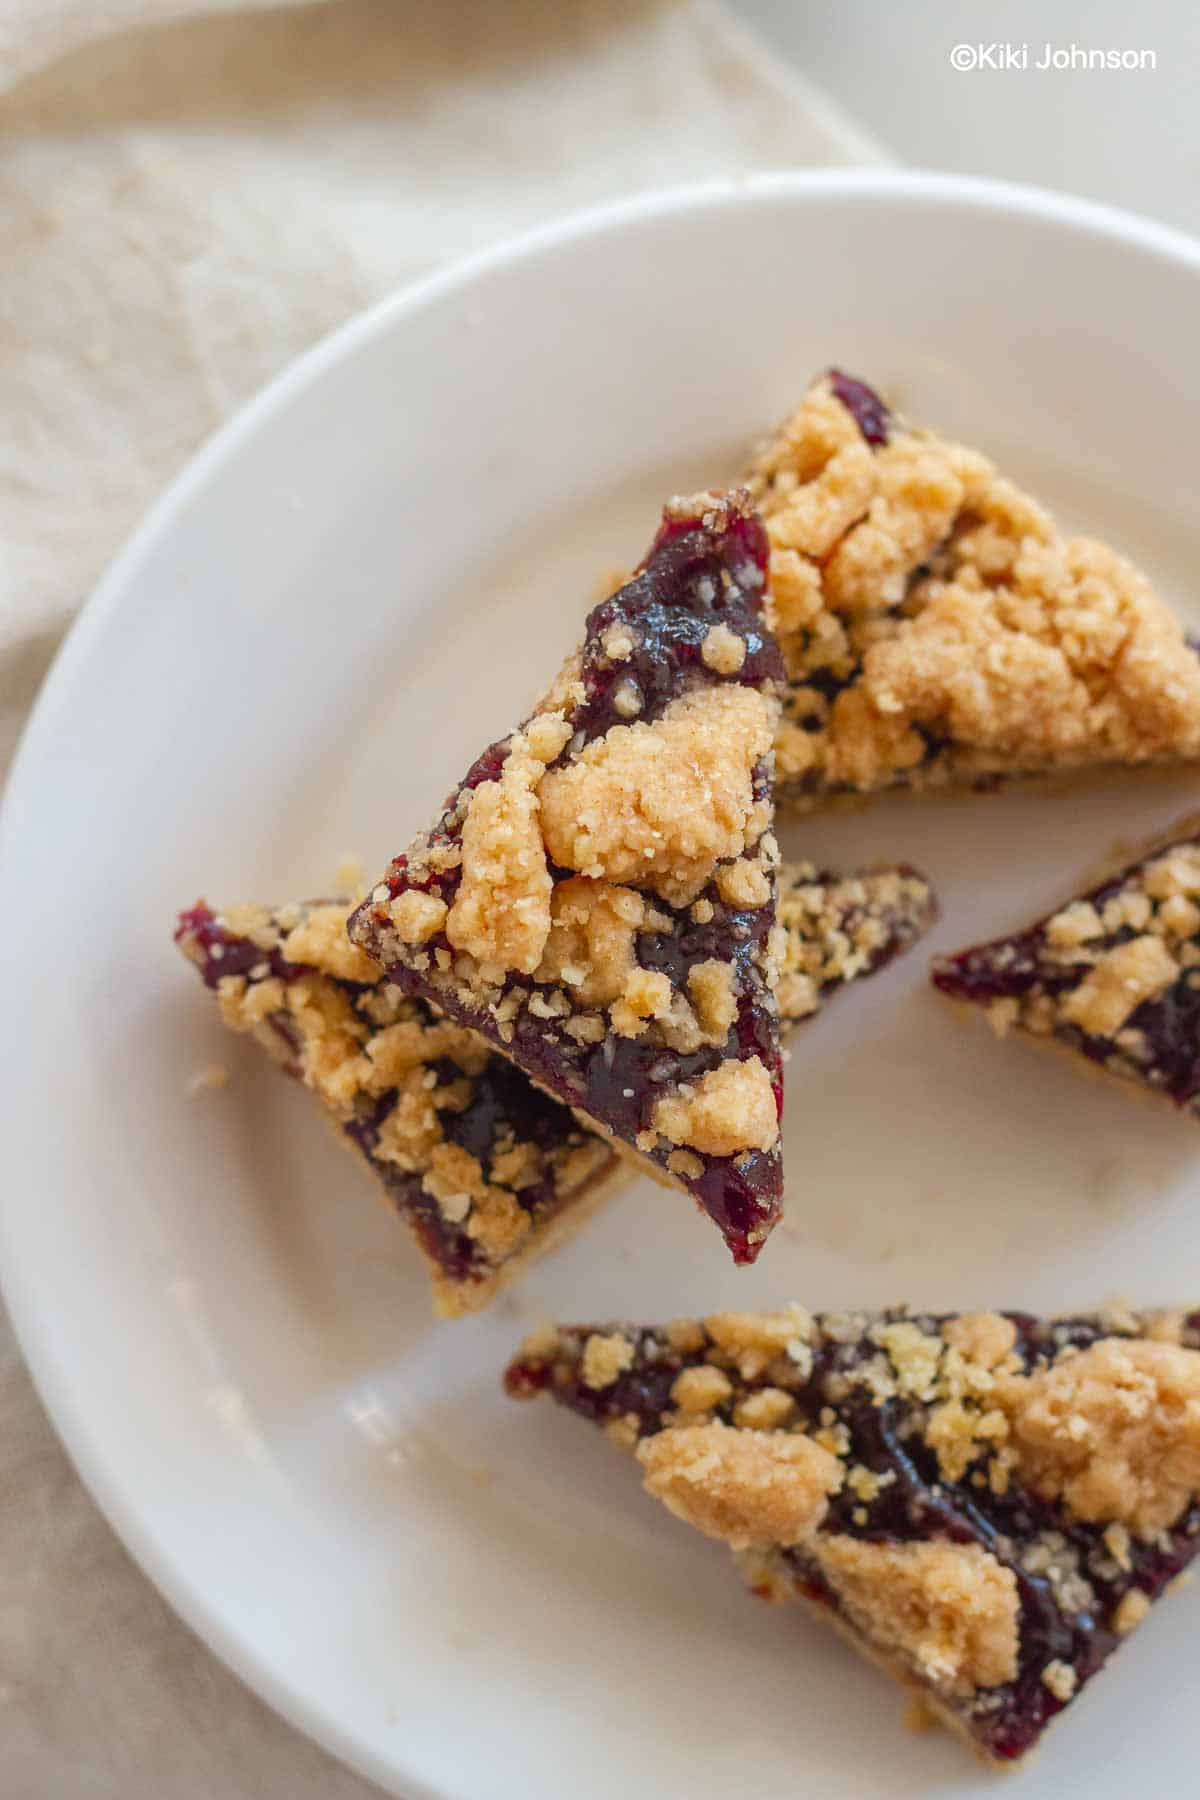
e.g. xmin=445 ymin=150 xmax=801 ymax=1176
xmin=346 ymin=491 xmax=792 ymax=1263
xmin=178 ymin=863 xmax=934 ymax=1314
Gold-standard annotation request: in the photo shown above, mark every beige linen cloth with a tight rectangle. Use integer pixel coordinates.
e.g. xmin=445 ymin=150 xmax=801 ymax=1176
xmin=0 ymin=5 xmax=884 ymax=1794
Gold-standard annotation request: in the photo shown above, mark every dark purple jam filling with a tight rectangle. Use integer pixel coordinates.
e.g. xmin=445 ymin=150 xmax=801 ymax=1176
xmin=348 ymin=496 xmax=786 ymax=1263
xmin=568 ymin=500 xmax=782 ymax=745
xmin=344 ymin=1056 xmax=595 ymax=1285
xmin=932 ymin=840 xmax=1200 ymax=1106
xmin=505 ymin=1310 xmax=1200 ymax=1760
xmin=175 ymin=903 xmax=310 ymax=990
xmin=827 ymin=369 xmax=891 ymax=447
xmin=177 ymin=905 xmax=603 ymax=1287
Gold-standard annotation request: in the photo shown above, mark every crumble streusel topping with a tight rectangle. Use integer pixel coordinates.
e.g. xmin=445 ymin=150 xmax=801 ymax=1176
xmin=581 ymin=1331 xmax=636 ymax=1390
xmin=349 ymin=491 xmax=790 ymax=1265
xmin=637 ymin=1420 xmax=842 ymax=1550
xmin=813 ymin=1537 xmax=1020 ymax=1696
xmin=445 ymin=739 xmax=552 ymax=976
xmin=997 ymin=1338 xmax=1200 ymax=1536
xmin=746 ymin=371 xmax=1200 ymax=804
xmin=506 ymin=1302 xmax=1200 ymax=1763
xmin=650 ymin=1057 xmax=779 ymax=1158
xmin=932 ymin=822 xmax=1200 ymax=1116
xmin=538 ymin=684 xmax=775 ymax=908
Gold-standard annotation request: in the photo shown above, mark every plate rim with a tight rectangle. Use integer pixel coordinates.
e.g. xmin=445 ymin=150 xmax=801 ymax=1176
xmin=5 ymin=167 xmax=1200 ymax=1797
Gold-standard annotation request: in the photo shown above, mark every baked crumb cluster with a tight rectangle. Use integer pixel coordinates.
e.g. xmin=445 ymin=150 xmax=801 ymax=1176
xmin=506 ymin=1303 xmax=1200 ymax=1762
xmin=746 ymin=371 xmax=1200 ymax=805
xmin=349 ymin=492 xmax=791 ymax=1264
xmin=174 ymin=900 xmax=615 ymax=1314
xmin=932 ymin=826 xmax=1200 ymax=1113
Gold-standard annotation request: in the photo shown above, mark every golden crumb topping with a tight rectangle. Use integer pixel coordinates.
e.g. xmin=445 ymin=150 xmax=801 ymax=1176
xmin=703 ymin=1304 xmax=814 ymax=1380
xmin=1112 ymin=1588 xmax=1151 ymax=1634
xmin=389 ymin=890 xmax=449 ymax=947
xmin=1040 ymin=1659 xmax=1078 ymax=1702
xmin=686 ymin=959 xmax=740 ymax=1040
xmin=700 ymin=622 xmax=748 ymax=675
xmin=814 ymin=1537 xmax=1020 ymax=1695
xmin=1143 ymin=844 xmax=1200 ymax=900
xmin=732 ymin=1387 xmax=797 ymax=1431
xmin=446 ymin=742 xmax=553 ymax=976
xmin=534 ymin=877 xmax=645 ymax=1006
xmin=998 ymin=1338 xmax=1200 ymax=1537
xmin=715 ymin=856 xmax=772 ymax=909
xmin=280 ymin=903 xmax=380 ymax=982
xmin=637 ymin=1421 xmax=842 ymax=1550
xmin=537 ymin=685 xmax=777 ymax=908
xmin=1058 ymin=934 xmax=1178 ymax=1038
xmin=942 ymin=1312 xmax=1018 ymax=1371
xmin=670 ymin=1363 xmax=735 ymax=1414
xmin=747 ymin=374 xmax=1200 ymax=800
xmin=581 ymin=1331 xmax=635 ymax=1390
xmin=651 ymin=1056 xmax=779 ymax=1157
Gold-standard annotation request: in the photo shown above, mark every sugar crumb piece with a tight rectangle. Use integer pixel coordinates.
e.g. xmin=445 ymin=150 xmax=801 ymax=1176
xmin=1112 ymin=1588 xmax=1151 ymax=1634
xmin=285 ymin=901 xmax=381 ymax=982
xmin=687 ymin=960 xmax=739 ymax=1040
xmin=537 ymin=685 xmax=777 ymax=908
xmin=716 ymin=857 xmax=771 ymax=910
xmin=637 ymin=1421 xmax=841 ymax=1550
xmin=525 ymin=711 xmax=573 ymax=764
xmin=581 ymin=1332 xmax=635 ymax=1391
xmin=670 ymin=1364 xmax=734 ymax=1414
xmin=389 ymin=890 xmax=449 ymax=947
xmin=605 ymin=1415 xmax=640 ymax=1451
xmin=700 ymin=622 xmax=747 ymax=675
xmin=815 ymin=1537 xmax=1019 ymax=1695
xmin=998 ymin=1337 xmax=1200 ymax=1535
xmin=446 ymin=745 xmax=552 ymax=975
xmin=652 ymin=1056 xmax=779 ymax=1158
xmin=732 ymin=1387 xmax=796 ymax=1431
xmin=704 ymin=1305 xmax=813 ymax=1381
xmin=666 ymin=1148 xmax=704 ymax=1181
xmin=619 ymin=967 xmax=672 ymax=1021
xmin=1059 ymin=935 xmax=1178 ymax=1038
xmin=535 ymin=877 xmax=644 ymax=1006
xmin=1045 ymin=901 xmax=1103 ymax=947
xmin=1041 ymin=1659 xmax=1078 ymax=1702
xmin=664 ymin=1318 xmax=707 ymax=1355
xmin=942 ymin=1312 xmax=1017 ymax=1371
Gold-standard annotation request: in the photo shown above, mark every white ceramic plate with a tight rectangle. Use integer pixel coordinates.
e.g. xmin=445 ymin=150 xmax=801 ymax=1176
xmin=5 ymin=172 xmax=1200 ymax=1798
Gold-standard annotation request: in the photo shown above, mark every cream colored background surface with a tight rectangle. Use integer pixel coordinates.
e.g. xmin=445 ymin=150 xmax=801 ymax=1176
xmin=0 ymin=6 xmax=879 ymax=1793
